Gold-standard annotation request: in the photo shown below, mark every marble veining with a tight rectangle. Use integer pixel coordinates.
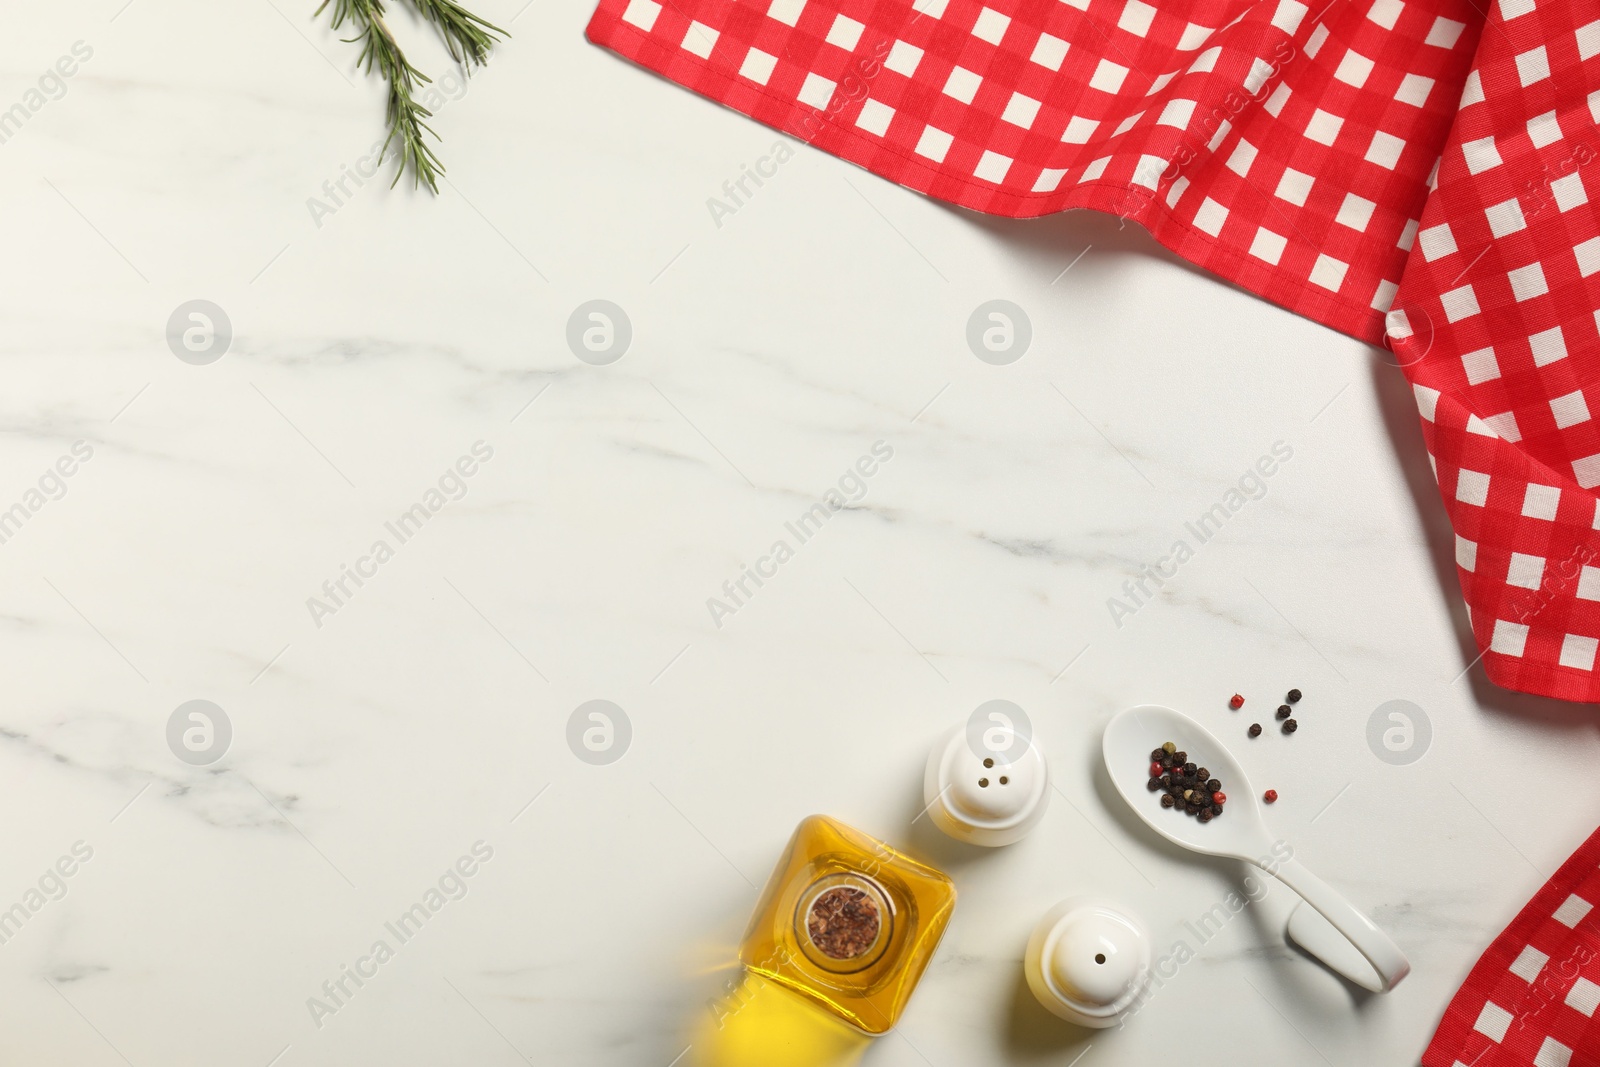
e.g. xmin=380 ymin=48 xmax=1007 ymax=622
xmin=1 ymin=3 xmax=1596 ymax=1066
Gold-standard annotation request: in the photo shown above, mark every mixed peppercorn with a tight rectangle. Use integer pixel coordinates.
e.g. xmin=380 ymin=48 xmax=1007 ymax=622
xmin=1141 ymin=690 xmax=1306 ymax=817
xmin=1147 ymin=742 xmax=1226 ymax=822
xmin=1228 ymin=688 xmax=1303 ymax=804
xmin=1240 ymin=688 xmax=1303 ymax=738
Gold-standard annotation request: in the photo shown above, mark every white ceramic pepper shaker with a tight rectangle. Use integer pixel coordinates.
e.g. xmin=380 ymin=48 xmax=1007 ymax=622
xmin=1025 ymin=898 xmax=1151 ymax=1027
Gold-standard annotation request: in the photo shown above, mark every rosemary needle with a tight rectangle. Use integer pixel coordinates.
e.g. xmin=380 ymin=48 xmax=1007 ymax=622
xmin=410 ymin=0 xmax=507 ymax=67
xmin=316 ymin=0 xmax=505 ymax=193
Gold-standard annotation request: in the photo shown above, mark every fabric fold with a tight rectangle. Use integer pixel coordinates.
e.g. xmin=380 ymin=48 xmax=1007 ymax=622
xmin=1391 ymin=1 xmax=1600 ymax=702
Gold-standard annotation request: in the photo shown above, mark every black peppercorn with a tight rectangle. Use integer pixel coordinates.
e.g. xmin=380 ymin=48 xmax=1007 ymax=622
xmin=1147 ymin=776 xmax=1163 ymax=791
xmin=1276 ymin=704 xmax=1291 ymax=720
xmin=1287 ymin=689 xmax=1302 ymax=703
xmin=1173 ymin=751 xmax=1187 ymax=764
xmin=1283 ymin=718 xmax=1298 ymax=733
xmin=1183 ymin=762 xmax=1197 ymax=776
xmin=1198 ymin=809 xmax=1213 ymax=823
xmin=1150 ymin=748 xmax=1166 ymax=762
xmin=1160 ymin=793 xmax=1175 ymax=808
xmin=1207 ymin=778 xmax=1221 ymax=791
xmin=1196 ymin=767 xmax=1210 ymax=781
xmin=1248 ymin=723 xmax=1262 ymax=737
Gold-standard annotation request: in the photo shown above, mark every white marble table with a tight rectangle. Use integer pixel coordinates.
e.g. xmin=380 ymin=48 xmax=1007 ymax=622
xmin=3 ymin=3 xmax=1595 ymax=1065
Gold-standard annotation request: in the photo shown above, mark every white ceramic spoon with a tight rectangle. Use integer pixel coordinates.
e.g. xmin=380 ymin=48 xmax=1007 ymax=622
xmin=1102 ymin=704 xmax=1410 ymax=992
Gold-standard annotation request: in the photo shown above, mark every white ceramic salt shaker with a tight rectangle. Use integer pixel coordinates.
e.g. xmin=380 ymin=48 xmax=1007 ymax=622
xmin=1025 ymin=898 xmax=1151 ymax=1027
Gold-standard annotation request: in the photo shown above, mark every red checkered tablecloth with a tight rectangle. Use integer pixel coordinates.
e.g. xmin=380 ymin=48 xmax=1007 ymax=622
xmin=1424 ymin=826 xmax=1600 ymax=1067
xmin=1391 ymin=3 xmax=1600 ymax=704
xmin=587 ymin=0 xmax=1600 ymax=703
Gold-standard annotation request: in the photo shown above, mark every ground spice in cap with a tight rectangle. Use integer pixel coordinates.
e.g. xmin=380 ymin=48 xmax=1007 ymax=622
xmin=807 ymin=886 xmax=881 ymax=960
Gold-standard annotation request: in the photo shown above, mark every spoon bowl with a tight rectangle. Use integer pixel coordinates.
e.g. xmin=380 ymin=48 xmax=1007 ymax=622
xmin=1102 ymin=703 xmax=1273 ymax=862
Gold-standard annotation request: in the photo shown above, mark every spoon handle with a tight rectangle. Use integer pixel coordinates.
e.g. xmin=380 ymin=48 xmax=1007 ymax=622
xmin=1262 ymin=857 xmax=1411 ymax=992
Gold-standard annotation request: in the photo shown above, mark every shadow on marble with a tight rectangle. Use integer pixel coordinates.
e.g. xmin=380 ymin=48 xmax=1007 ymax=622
xmin=998 ymin=965 xmax=1095 ymax=1061
xmin=899 ymin=778 xmax=1000 ymax=879
xmin=938 ymin=202 xmax=1296 ymax=315
xmin=947 ymin=204 xmax=1190 ymax=268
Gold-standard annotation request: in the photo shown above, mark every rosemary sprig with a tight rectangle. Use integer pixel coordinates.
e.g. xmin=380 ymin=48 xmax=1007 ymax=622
xmin=315 ymin=0 xmax=505 ymax=193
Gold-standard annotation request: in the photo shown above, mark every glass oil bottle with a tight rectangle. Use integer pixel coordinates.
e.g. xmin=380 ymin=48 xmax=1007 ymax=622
xmin=739 ymin=815 xmax=955 ymax=1035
